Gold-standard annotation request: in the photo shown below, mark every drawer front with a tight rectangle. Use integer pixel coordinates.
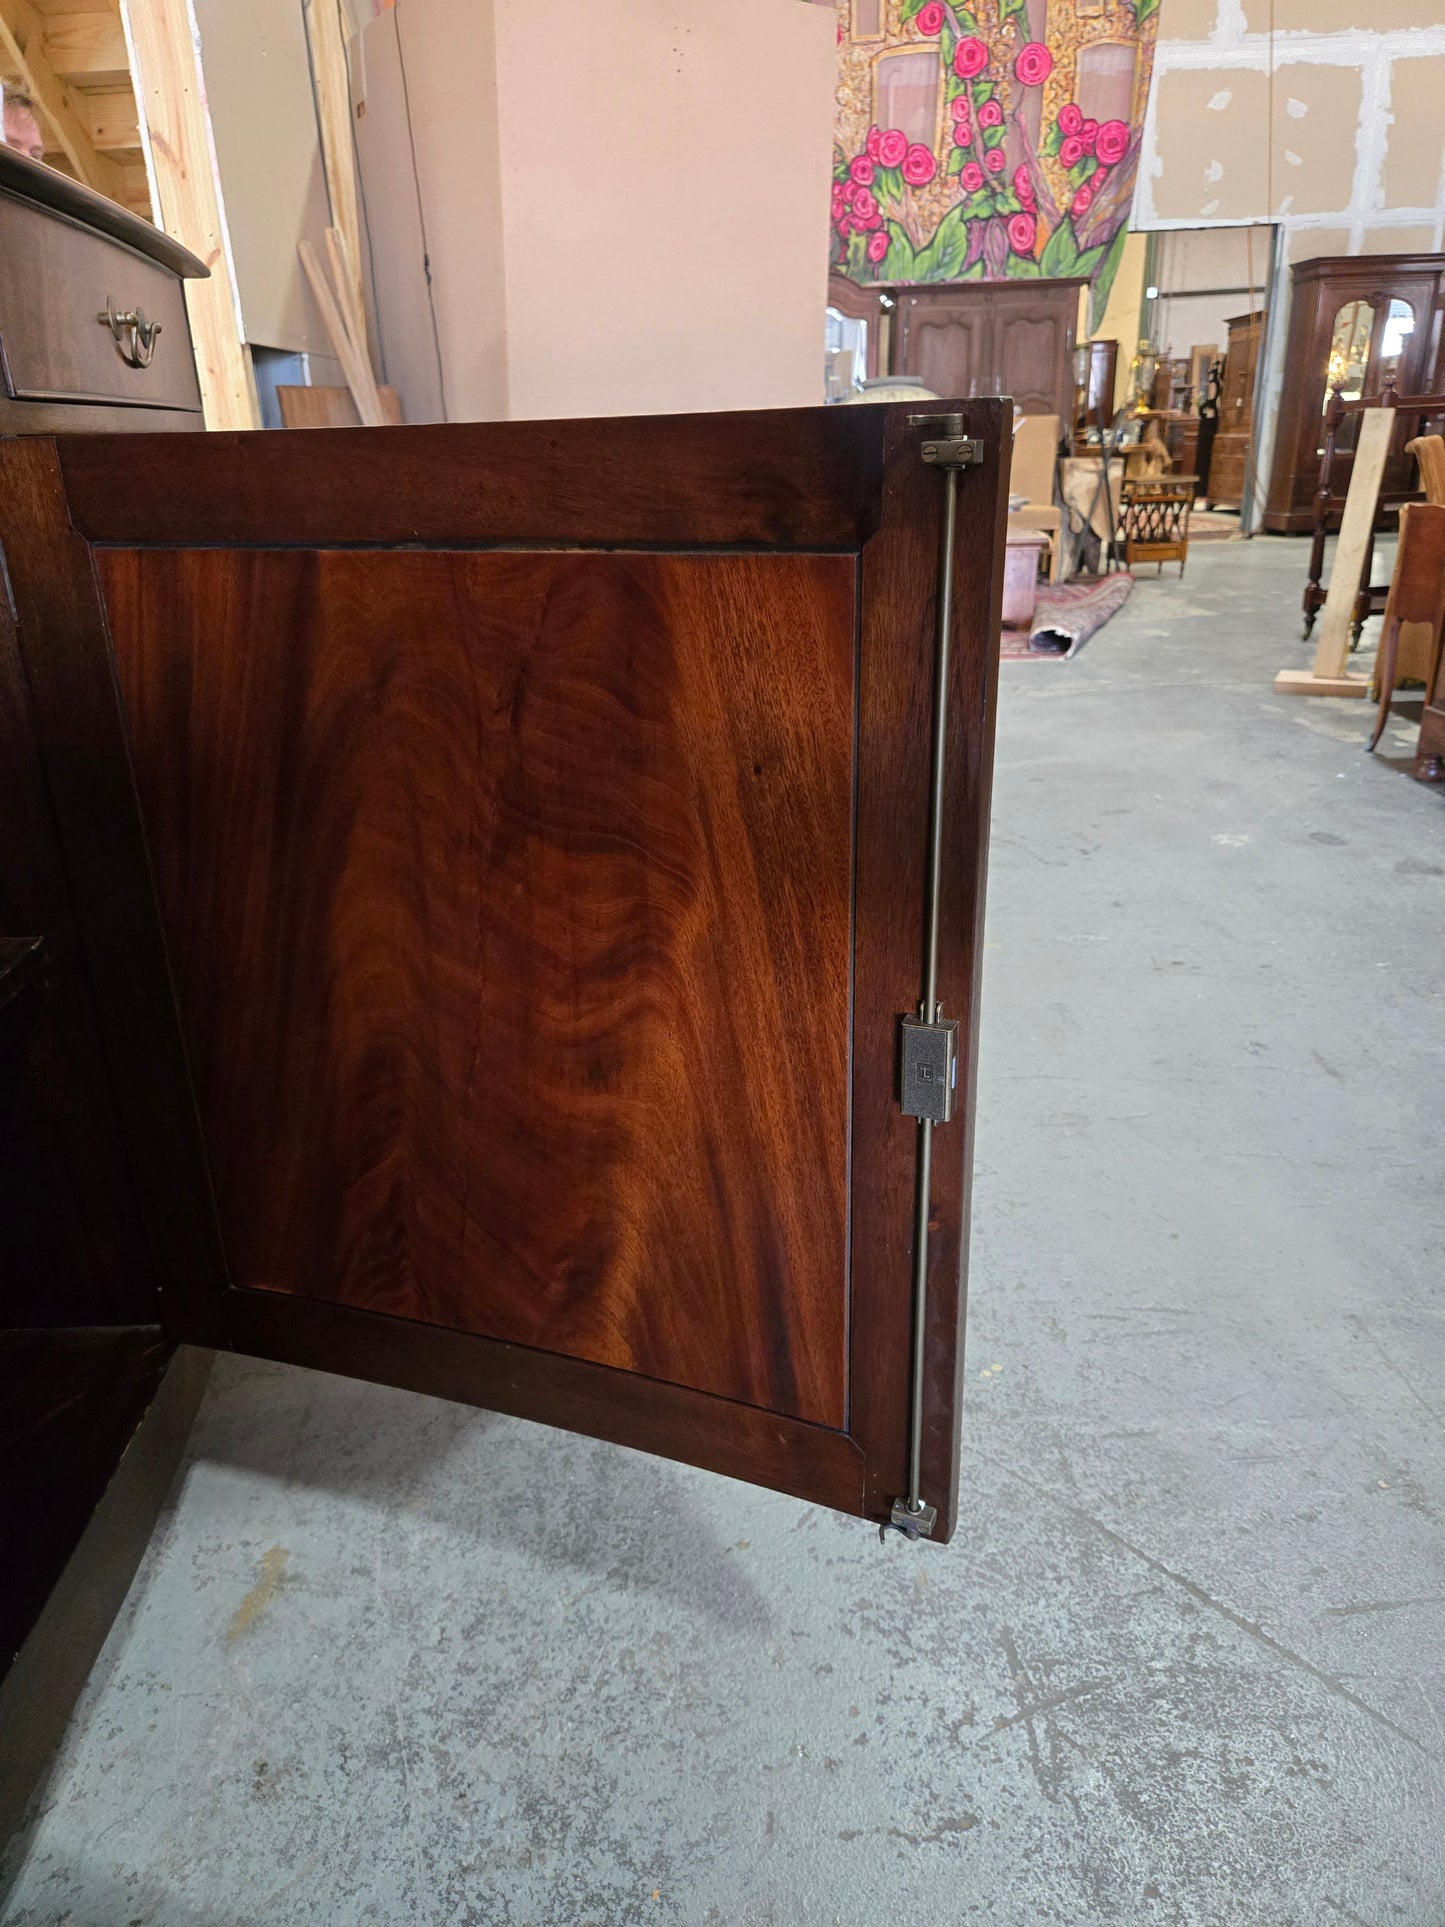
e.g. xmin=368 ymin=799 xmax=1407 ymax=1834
xmin=0 ymin=194 xmax=201 ymax=414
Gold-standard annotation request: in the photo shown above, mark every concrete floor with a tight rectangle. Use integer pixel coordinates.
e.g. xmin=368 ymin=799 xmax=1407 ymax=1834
xmin=3 ymin=535 xmax=1443 ymax=1926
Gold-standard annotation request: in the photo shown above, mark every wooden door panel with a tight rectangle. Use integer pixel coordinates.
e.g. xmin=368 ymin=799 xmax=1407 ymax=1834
xmin=0 ymin=405 xmax=1009 ymax=1539
xmin=996 ymin=313 xmax=1068 ymax=416
xmin=893 ymin=293 xmax=989 ymax=400
xmin=99 ymin=546 xmax=853 ymax=1425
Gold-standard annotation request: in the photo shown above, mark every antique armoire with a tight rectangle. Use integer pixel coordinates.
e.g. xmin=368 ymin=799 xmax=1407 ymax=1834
xmin=828 ymin=273 xmax=1086 ymax=418
xmin=2 ymin=147 xmax=1011 ymax=1814
xmin=1264 ymin=252 xmax=1445 ymax=533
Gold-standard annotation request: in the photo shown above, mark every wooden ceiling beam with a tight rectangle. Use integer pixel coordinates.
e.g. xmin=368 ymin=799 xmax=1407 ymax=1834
xmin=0 ymin=0 xmax=125 ymax=201
xmin=74 ymin=80 xmax=136 ymax=148
xmin=43 ymin=9 xmax=129 ymax=82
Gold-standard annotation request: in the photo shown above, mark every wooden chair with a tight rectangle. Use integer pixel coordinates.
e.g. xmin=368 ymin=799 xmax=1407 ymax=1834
xmin=1366 ymin=500 xmax=1445 ymax=753
xmin=1406 ymin=433 xmax=1445 ymax=507
xmin=1008 ymin=413 xmax=1063 ymax=581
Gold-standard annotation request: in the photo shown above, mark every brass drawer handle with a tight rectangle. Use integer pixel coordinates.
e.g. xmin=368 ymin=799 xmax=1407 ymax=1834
xmin=98 ymin=295 xmax=162 ymax=369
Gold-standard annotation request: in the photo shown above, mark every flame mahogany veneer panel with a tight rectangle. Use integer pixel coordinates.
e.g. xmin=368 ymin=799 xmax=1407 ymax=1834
xmin=99 ymin=547 xmax=855 ymax=1427
xmin=0 ymin=405 xmax=1009 ymax=1536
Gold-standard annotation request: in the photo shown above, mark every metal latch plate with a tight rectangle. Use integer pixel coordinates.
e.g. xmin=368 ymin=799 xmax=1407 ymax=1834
xmin=900 ymin=1014 xmax=959 ymax=1123
xmin=920 ymin=437 xmax=983 ymax=468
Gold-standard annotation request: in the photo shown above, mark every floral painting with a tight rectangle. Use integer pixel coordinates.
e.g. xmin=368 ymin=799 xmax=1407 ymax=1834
xmin=830 ymin=0 xmax=1158 ymax=304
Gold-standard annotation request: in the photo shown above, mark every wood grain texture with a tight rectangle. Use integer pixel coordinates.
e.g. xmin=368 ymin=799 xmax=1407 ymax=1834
xmin=6 ymin=403 xmax=1009 ymax=1533
xmin=53 ymin=406 xmax=886 ymax=550
xmin=227 ymin=1290 xmax=866 ymax=1519
xmin=101 ymin=545 xmax=856 ymax=1425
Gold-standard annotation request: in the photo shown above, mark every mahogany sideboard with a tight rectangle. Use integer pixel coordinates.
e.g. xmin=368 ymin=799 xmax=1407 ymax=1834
xmin=0 ymin=143 xmax=211 ymax=1829
xmin=1 ymin=395 xmax=1011 ymax=1768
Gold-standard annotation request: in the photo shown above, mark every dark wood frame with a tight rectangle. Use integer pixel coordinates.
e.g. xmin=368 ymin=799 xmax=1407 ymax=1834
xmin=1264 ymin=252 xmax=1445 ymax=534
xmin=1300 ymin=387 xmax=1445 ymax=640
xmin=0 ymin=401 xmax=1010 ymax=1542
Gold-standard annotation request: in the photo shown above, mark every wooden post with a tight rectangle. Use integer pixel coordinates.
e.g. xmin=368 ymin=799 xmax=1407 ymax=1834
xmin=120 ymin=0 xmax=260 ymax=430
xmin=1275 ymin=407 xmax=1394 ymax=697
xmin=303 ymin=0 xmax=366 ymax=353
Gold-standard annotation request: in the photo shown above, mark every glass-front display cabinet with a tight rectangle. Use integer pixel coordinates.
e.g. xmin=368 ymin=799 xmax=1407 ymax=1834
xmin=1263 ymin=253 xmax=1445 ymax=533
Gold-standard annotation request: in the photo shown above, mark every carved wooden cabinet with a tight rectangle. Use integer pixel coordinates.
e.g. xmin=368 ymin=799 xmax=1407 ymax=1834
xmin=1205 ymin=309 xmax=1263 ymax=511
xmin=0 ymin=403 xmax=1010 ymax=1593
xmin=1264 ymin=253 xmax=1445 ymax=533
xmin=887 ymin=278 xmax=1085 ymax=417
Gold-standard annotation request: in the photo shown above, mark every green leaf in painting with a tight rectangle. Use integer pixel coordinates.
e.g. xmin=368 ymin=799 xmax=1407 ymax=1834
xmin=947 ymin=147 xmax=968 ymax=175
xmin=960 ymin=258 xmax=987 ymax=281
xmin=1075 ymin=245 xmax=1105 ymax=278
xmin=1089 ymin=223 xmax=1130 ymax=332
xmin=1039 ymin=218 xmax=1082 ymax=277
xmin=971 ymin=78 xmax=991 ymax=107
xmin=1132 ymin=0 xmax=1159 ymax=18
xmin=983 ymin=125 xmax=1004 ymax=149
xmin=1011 ymin=259 xmax=1042 ymax=279
xmin=1041 ymin=123 xmax=1062 ymax=159
xmin=927 ymin=203 xmax=972 ymax=280
xmin=882 ymin=222 xmax=918 ymax=283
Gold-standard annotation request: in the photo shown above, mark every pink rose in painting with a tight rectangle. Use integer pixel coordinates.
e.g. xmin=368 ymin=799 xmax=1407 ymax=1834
xmin=978 ymin=97 xmax=1003 ymax=129
xmin=1013 ymin=163 xmax=1036 ymax=205
xmin=850 ymin=155 xmax=875 ymax=186
xmin=1091 ymin=167 xmax=1109 ymax=193
xmin=1095 ymin=118 xmax=1129 ymax=165
xmin=1059 ymin=135 xmax=1085 ymax=169
xmin=960 ymin=160 xmax=985 ymax=191
xmin=1080 ymin=118 xmax=1099 ymax=151
xmin=1072 ymin=183 xmax=1094 ymax=216
xmin=866 ymin=124 xmax=883 ymax=161
xmin=916 ymin=0 xmax=946 ymax=33
xmin=949 ymin=94 xmax=971 ymax=120
xmin=953 ymin=119 xmax=972 ymax=147
xmin=1007 ymin=211 xmax=1037 ymax=255
xmin=1057 ymin=101 xmax=1083 ymax=137
xmin=867 ymin=229 xmax=890 ymax=264
xmin=843 ymin=179 xmax=858 ymax=204
xmin=902 ymin=142 xmax=937 ymax=186
xmin=1013 ymin=42 xmax=1053 ymax=87
xmin=853 ymin=186 xmax=879 ymax=222
xmin=877 ymin=127 xmax=909 ymax=169
xmin=953 ymin=36 xmax=989 ymax=79
xmin=836 ymin=215 xmax=852 ymax=238
xmin=985 ymin=146 xmax=1005 ymax=173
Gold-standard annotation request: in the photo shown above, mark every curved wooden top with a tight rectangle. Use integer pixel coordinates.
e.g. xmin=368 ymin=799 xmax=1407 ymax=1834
xmin=0 ymin=145 xmax=207 ymax=279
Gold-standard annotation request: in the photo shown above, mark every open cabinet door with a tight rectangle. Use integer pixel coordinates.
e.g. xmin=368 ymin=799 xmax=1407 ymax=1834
xmin=0 ymin=402 xmax=1007 ymax=1542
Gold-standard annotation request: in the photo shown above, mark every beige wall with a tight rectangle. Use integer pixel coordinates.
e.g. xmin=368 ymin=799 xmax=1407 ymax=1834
xmin=354 ymin=0 xmax=837 ymax=423
xmin=191 ymin=0 xmax=334 ymax=355
xmin=1142 ymin=1 xmax=1445 ymax=256
xmin=494 ymin=0 xmax=835 ymax=420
